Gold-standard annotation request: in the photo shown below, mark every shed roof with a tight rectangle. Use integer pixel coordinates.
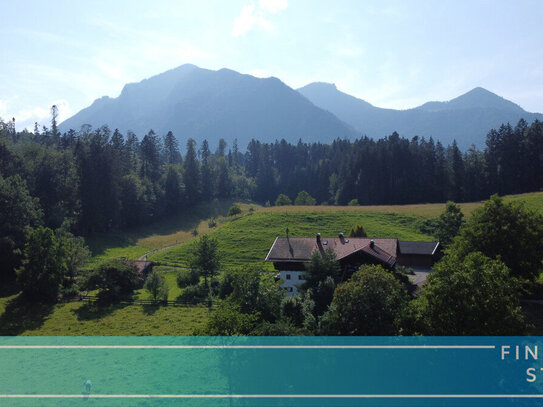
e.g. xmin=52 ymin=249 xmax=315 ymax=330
xmin=398 ymin=241 xmax=440 ymax=256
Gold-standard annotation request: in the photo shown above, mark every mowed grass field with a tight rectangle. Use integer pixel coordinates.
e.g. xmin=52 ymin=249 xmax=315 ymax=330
xmin=151 ymin=191 xmax=543 ymax=271
xmin=152 ymin=210 xmax=434 ymax=270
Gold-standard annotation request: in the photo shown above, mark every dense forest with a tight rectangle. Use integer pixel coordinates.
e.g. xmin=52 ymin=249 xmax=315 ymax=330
xmin=1 ymin=113 xmax=542 ymax=279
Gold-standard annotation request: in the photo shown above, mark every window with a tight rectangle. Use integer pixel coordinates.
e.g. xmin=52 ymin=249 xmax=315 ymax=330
xmin=298 ymin=275 xmax=304 ymax=280
xmin=286 ymin=274 xmax=291 ymax=280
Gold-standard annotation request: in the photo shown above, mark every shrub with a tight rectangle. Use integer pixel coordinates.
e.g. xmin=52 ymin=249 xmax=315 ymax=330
xmin=348 ymin=199 xmax=359 ymax=206
xmin=176 ymin=269 xmax=200 ymax=288
xmin=178 ymin=284 xmax=208 ymax=304
xmin=228 ymin=204 xmax=242 ymax=216
xmin=208 ymin=218 xmax=217 ymax=228
xmin=87 ymin=259 xmax=142 ymax=302
xmin=349 ymin=224 xmax=367 ymax=237
xmin=294 ymin=190 xmax=316 ymax=205
xmin=275 ymin=194 xmax=292 ymax=206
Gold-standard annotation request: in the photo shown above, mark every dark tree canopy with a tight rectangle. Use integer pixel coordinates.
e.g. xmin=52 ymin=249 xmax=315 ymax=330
xmin=434 ymin=201 xmax=464 ymax=247
xmin=449 ymin=194 xmax=543 ymax=280
xmin=320 ymin=265 xmax=408 ymax=335
xmin=17 ymin=226 xmax=67 ymax=302
xmin=408 ymin=252 xmax=525 ymax=335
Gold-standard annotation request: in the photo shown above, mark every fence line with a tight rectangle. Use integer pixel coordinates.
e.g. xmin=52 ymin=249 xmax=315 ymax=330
xmin=77 ymin=295 xmax=216 ymax=308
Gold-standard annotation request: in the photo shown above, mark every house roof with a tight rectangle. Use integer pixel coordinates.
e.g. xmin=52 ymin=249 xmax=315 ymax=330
xmin=265 ymin=236 xmax=398 ymax=267
xmin=398 ymin=241 xmax=440 ymax=256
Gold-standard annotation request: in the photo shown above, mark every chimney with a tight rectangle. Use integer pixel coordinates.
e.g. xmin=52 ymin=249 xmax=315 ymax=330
xmin=370 ymin=239 xmax=374 ymax=248
xmin=339 ymin=232 xmax=344 ymax=242
xmin=316 ymin=233 xmax=321 ymax=244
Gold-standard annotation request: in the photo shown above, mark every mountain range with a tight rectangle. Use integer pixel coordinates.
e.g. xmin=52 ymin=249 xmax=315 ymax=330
xmin=60 ymin=64 xmax=543 ymax=150
xmin=298 ymin=83 xmax=543 ymax=149
xmin=60 ymin=64 xmax=355 ymax=149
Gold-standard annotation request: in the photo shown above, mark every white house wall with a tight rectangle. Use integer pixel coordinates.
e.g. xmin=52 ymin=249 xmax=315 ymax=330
xmin=279 ymin=270 xmax=306 ymax=296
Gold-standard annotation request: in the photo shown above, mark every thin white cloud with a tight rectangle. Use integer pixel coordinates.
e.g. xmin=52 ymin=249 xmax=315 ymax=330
xmin=232 ymin=1 xmax=286 ymax=37
xmin=259 ymin=0 xmax=288 ymax=14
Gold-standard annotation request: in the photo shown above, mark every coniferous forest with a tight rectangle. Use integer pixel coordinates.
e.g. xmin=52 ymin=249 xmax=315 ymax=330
xmin=1 ymin=115 xmax=542 ymax=282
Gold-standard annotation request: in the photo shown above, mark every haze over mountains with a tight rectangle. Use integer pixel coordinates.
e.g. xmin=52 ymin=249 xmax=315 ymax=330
xmin=298 ymin=83 xmax=543 ymax=149
xmin=60 ymin=64 xmax=543 ymax=150
xmin=60 ymin=64 xmax=355 ymax=149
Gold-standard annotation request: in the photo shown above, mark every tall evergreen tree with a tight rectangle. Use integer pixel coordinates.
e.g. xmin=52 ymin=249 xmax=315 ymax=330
xmin=183 ymin=138 xmax=201 ymax=204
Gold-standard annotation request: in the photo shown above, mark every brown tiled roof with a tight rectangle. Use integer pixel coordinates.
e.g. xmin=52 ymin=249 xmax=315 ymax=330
xmin=265 ymin=237 xmax=398 ymax=266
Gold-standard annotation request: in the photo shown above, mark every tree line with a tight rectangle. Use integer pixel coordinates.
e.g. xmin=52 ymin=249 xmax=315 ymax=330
xmin=1 ymin=113 xmax=542 ymax=281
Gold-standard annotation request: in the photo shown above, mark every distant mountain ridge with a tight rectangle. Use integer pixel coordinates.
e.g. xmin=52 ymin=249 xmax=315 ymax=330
xmin=60 ymin=64 xmax=543 ymax=150
xmin=60 ymin=64 xmax=357 ymax=149
xmin=297 ymin=83 xmax=543 ymax=149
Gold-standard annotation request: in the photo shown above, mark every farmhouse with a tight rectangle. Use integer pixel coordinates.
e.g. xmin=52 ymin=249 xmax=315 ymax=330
xmin=265 ymin=233 xmax=441 ymax=294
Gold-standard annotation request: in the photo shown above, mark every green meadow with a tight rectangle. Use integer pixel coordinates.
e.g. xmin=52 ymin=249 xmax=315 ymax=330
xmin=152 ymin=210 xmax=433 ymax=270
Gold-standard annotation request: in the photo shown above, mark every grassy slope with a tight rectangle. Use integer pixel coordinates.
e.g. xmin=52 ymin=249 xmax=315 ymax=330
xmin=84 ymin=200 xmax=253 ymax=268
xmin=152 ymin=211 xmax=433 ymax=271
xmin=86 ymin=191 xmax=543 ymax=268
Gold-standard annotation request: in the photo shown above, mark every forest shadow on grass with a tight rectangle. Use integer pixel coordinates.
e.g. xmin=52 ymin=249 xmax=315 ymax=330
xmin=0 ymin=294 xmax=55 ymax=335
xmin=85 ymin=199 xmax=235 ymax=258
xmin=72 ymin=301 xmax=129 ymax=321
xmin=0 ymin=281 xmax=19 ymax=297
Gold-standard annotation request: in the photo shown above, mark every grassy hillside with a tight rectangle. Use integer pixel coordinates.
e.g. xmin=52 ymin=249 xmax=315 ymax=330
xmin=84 ymin=200 xmax=252 ymax=268
xmin=85 ymin=191 xmax=543 ymax=269
xmin=152 ymin=211 xmax=433 ymax=270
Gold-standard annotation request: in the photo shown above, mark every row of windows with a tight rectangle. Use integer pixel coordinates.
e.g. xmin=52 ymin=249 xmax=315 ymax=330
xmin=285 ymin=274 xmax=304 ymax=280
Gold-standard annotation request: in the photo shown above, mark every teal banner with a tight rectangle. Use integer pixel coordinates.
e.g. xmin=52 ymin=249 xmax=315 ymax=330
xmin=1 ymin=337 xmax=543 ymax=406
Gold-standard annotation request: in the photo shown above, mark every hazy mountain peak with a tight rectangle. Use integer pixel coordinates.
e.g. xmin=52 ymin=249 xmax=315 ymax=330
xmin=299 ymin=83 xmax=542 ymax=149
xmin=60 ymin=65 xmax=357 ymax=149
xmin=417 ymin=87 xmax=524 ymax=112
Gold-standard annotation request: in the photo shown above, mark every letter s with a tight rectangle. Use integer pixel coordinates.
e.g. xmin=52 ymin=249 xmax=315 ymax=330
xmin=527 ymin=368 xmax=537 ymax=383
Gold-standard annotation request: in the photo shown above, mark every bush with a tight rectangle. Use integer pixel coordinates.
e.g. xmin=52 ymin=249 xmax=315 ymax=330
xmin=349 ymin=224 xmax=367 ymax=237
xmin=87 ymin=259 xmax=142 ymax=302
xmin=176 ymin=269 xmax=200 ymax=288
xmin=228 ymin=204 xmax=242 ymax=216
xmin=178 ymin=284 xmax=208 ymax=304
xmin=208 ymin=218 xmax=217 ymax=228
xmin=198 ymin=302 xmax=259 ymax=335
xmin=294 ymin=190 xmax=316 ymax=205
xmin=348 ymin=199 xmax=359 ymax=206
xmin=275 ymin=194 xmax=292 ymax=206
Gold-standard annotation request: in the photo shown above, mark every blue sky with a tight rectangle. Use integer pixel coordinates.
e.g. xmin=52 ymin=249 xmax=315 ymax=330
xmin=2 ymin=0 xmax=543 ymax=130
